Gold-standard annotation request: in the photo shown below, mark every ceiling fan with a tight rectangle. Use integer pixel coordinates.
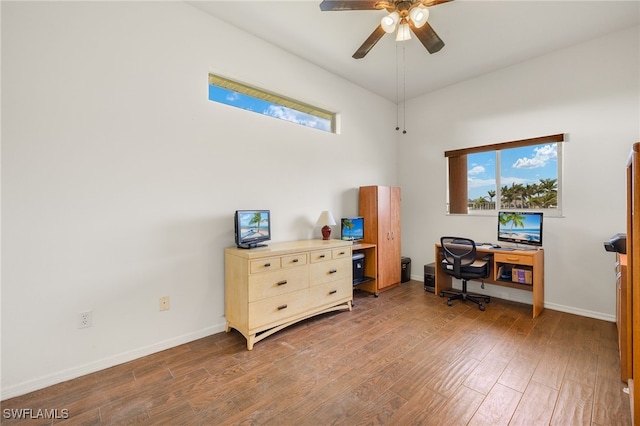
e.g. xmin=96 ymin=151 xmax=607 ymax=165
xmin=319 ymin=0 xmax=452 ymax=59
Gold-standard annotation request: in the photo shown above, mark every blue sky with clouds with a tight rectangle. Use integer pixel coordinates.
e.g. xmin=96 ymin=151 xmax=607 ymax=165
xmin=468 ymin=144 xmax=558 ymax=200
xmin=208 ymin=85 xmax=331 ymax=132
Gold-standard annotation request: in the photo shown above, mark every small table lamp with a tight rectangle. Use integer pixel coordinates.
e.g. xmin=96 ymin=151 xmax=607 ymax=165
xmin=316 ymin=211 xmax=337 ymax=240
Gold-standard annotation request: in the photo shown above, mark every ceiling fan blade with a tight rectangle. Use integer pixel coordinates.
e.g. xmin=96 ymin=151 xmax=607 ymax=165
xmin=352 ymin=25 xmax=387 ymax=59
xmin=419 ymin=0 xmax=453 ymax=7
xmin=319 ymin=1 xmax=380 ymax=11
xmin=410 ymin=21 xmax=445 ymax=54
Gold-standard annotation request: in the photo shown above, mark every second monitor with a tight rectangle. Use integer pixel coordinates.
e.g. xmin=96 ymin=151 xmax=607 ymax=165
xmin=341 ymin=217 xmax=364 ymax=242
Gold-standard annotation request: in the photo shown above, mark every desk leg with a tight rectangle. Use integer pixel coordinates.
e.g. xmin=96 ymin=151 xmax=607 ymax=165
xmin=434 ymin=246 xmax=452 ymax=296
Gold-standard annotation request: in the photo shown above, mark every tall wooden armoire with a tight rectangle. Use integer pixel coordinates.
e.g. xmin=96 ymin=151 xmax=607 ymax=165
xmin=626 ymin=142 xmax=640 ymax=426
xmin=359 ymin=186 xmax=402 ymax=293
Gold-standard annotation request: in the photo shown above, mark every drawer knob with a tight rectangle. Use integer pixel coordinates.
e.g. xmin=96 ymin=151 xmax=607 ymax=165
xmin=329 ymin=290 xmax=337 ymax=295
xmin=264 ymin=263 xmax=271 ymax=267
xmin=339 ymin=251 xmax=345 ymax=255
xmin=292 ymin=258 xmax=299 ymax=263
xmin=329 ymin=269 xmax=337 ymax=274
xmin=277 ymin=280 xmax=287 ymax=286
xmin=277 ymin=304 xmax=288 ymax=310
xmin=319 ymin=254 xmax=326 ymax=258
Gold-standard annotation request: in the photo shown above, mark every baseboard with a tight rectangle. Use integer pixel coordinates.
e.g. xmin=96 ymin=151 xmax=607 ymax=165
xmin=410 ymin=274 xmax=615 ymax=323
xmin=1 ymin=322 xmax=227 ymax=401
xmin=542 ymin=301 xmax=615 ymax=322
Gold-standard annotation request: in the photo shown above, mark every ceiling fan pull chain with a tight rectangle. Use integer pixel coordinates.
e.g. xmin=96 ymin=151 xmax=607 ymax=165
xmin=395 ymin=43 xmax=400 ymax=132
xmin=402 ymin=42 xmax=407 ymax=134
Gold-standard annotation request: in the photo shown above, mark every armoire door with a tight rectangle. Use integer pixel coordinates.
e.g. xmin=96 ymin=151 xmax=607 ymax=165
xmin=360 ymin=186 xmax=401 ymax=292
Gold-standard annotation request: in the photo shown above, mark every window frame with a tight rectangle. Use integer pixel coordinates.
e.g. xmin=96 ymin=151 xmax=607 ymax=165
xmin=445 ymin=133 xmax=565 ymax=216
xmin=208 ymin=73 xmax=337 ymax=133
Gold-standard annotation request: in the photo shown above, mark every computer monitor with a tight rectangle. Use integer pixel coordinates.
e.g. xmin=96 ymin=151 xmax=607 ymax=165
xmin=497 ymin=211 xmax=543 ymax=247
xmin=341 ymin=217 xmax=364 ymax=242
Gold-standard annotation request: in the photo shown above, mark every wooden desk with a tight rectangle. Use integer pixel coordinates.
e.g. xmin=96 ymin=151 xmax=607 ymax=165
xmin=352 ymin=243 xmax=378 ymax=296
xmin=434 ymin=244 xmax=545 ymax=318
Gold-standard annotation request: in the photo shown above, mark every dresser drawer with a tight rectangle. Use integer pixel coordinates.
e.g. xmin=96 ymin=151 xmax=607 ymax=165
xmin=248 ymin=290 xmax=308 ymax=329
xmin=310 ymin=249 xmax=332 ymax=263
xmin=310 ymin=257 xmax=351 ymax=286
xmin=250 ymin=257 xmax=281 ymax=274
xmin=332 ymin=247 xmax=351 ymax=259
xmin=494 ymin=253 xmax=534 ymax=266
xmin=309 ymin=279 xmax=352 ymax=305
xmin=248 ymin=267 xmax=309 ymax=302
xmin=282 ymin=253 xmax=308 ymax=268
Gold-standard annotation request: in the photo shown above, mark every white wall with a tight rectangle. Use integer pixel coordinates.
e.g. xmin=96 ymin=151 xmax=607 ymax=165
xmin=400 ymin=26 xmax=640 ymax=319
xmin=1 ymin=1 xmax=397 ymax=398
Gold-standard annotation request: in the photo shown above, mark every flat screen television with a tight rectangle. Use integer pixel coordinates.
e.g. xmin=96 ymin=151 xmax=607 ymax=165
xmin=498 ymin=211 xmax=543 ymax=247
xmin=234 ymin=210 xmax=271 ymax=249
xmin=341 ymin=217 xmax=364 ymax=242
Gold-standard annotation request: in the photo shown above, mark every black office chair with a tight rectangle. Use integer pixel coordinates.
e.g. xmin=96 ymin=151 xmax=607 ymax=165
xmin=440 ymin=237 xmax=491 ymax=311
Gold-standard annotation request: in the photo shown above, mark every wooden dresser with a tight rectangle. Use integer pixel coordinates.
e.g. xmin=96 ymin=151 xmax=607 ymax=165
xmin=224 ymin=239 xmax=353 ymax=350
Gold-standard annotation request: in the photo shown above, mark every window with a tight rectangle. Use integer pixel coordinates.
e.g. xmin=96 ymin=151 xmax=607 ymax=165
xmin=208 ymin=74 xmax=336 ymax=133
xmin=446 ymin=134 xmax=564 ymax=215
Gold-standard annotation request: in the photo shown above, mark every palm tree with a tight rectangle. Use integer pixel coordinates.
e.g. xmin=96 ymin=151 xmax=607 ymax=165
xmin=538 ymin=178 xmax=558 ymax=194
xmin=342 ymin=218 xmax=354 ymax=238
xmin=501 ymin=185 xmax=515 ymax=208
xmin=473 ymin=196 xmax=488 ymax=209
xmin=487 ymin=190 xmax=496 ymax=209
xmin=523 ymin=184 xmax=537 ymax=208
xmin=249 ymin=212 xmax=266 ymax=234
xmin=500 ymin=212 xmax=526 ymax=237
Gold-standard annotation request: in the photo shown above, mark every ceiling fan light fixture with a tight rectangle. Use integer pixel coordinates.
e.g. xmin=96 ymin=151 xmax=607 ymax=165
xmin=381 ymin=11 xmax=399 ymax=33
xmin=409 ymin=5 xmax=429 ymax=28
xmin=396 ymin=23 xmax=411 ymax=41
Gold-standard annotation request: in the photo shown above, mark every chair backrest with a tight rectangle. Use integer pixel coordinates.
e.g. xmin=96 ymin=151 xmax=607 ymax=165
xmin=440 ymin=236 xmax=478 ymax=278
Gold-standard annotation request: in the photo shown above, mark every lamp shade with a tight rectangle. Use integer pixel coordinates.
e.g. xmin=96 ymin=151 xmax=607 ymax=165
xmin=396 ymin=23 xmax=412 ymax=41
xmin=409 ymin=5 xmax=429 ymax=28
xmin=316 ymin=210 xmax=336 ymax=226
xmin=381 ymin=11 xmax=399 ymax=34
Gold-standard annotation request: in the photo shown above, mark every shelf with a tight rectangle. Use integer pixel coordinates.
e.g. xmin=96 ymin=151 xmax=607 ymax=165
xmin=353 ymin=276 xmax=375 ymax=286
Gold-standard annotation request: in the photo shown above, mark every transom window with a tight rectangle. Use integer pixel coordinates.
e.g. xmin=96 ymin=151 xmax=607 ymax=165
xmin=446 ymin=134 xmax=564 ymax=215
xmin=208 ymin=74 xmax=336 ymax=133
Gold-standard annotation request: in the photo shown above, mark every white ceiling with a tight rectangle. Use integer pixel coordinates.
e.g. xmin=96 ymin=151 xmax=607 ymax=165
xmin=188 ymin=0 xmax=640 ymax=103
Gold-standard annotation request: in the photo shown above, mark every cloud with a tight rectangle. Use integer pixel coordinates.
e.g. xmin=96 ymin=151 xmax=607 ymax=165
xmin=512 ymin=144 xmax=557 ymax=169
xmin=468 ymin=177 xmax=495 ymax=189
xmin=468 ymin=165 xmax=485 ymax=175
xmin=225 ymin=92 xmax=240 ymax=102
xmin=264 ymin=105 xmax=330 ymax=131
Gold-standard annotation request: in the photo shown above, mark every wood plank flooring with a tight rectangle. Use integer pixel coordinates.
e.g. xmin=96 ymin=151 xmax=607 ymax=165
xmin=1 ymin=279 xmax=631 ymax=425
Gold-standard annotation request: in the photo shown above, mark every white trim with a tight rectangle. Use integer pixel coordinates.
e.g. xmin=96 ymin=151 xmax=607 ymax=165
xmin=1 ymin=323 xmax=227 ymax=400
xmin=410 ymin=274 xmax=615 ymax=323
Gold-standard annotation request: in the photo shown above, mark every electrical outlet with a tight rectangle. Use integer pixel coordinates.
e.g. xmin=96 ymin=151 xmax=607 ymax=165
xmin=159 ymin=296 xmax=170 ymax=311
xmin=78 ymin=311 xmax=92 ymax=328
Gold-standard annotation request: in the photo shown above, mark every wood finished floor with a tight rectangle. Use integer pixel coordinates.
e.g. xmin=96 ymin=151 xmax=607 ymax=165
xmin=1 ymin=279 xmax=631 ymax=425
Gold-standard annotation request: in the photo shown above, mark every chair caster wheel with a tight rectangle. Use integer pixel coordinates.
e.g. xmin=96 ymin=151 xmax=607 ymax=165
xmin=439 ymin=292 xmax=444 ymax=298
xmin=485 ymin=298 xmax=491 ymax=303
xmin=447 ymin=300 xmax=452 ymax=307
xmin=479 ymin=304 xmax=485 ymax=311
